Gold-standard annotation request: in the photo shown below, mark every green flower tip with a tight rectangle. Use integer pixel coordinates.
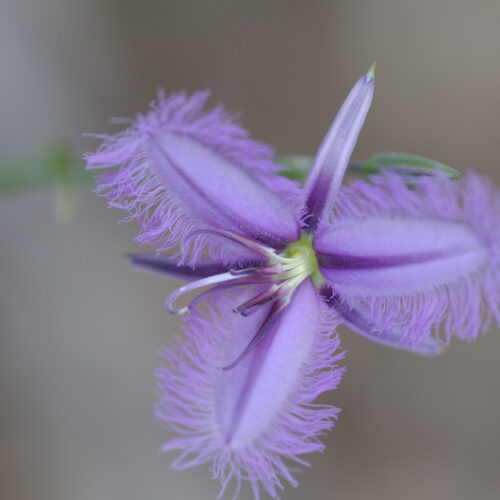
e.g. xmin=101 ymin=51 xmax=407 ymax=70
xmin=367 ymin=62 xmax=376 ymax=79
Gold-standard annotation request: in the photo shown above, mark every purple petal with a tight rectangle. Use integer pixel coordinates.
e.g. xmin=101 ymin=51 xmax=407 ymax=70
xmin=303 ymin=69 xmax=375 ymax=231
xmin=321 ymin=287 xmax=443 ymax=355
xmin=129 ymin=253 xmax=231 ymax=280
xmin=316 ymin=172 xmax=500 ymax=343
xmin=156 ymin=281 xmax=345 ymax=499
xmin=316 ymin=218 xmax=486 ymax=291
xmin=86 ymin=91 xmax=299 ymax=265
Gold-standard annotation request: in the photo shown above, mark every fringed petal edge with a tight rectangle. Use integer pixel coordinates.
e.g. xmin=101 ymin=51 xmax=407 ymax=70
xmin=156 ymin=290 xmax=345 ymax=499
xmin=85 ymin=91 xmax=300 ymax=265
xmin=327 ymin=171 xmax=500 ymax=344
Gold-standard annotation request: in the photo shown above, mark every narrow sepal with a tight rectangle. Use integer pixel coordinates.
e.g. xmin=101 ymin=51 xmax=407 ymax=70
xmin=129 ymin=253 xmax=230 ymax=280
xmin=303 ymin=69 xmax=374 ymax=231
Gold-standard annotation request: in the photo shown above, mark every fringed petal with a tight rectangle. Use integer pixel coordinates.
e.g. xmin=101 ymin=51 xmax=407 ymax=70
xmin=156 ymin=281 xmax=345 ymax=499
xmin=321 ymin=287 xmax=443 ymax=355
xmin=86 ymin=91 xmax=300 ymax=265
xmin=315 ymin=172 xmax=500 ymax=344
xmin=302 ymin=68 xmax=374 ymax=231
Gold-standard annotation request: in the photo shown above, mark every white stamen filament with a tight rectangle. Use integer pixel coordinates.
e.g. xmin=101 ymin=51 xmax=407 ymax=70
xmin=166 ymin=229 xmax=323 ymax=316
xmin=166 ymin=271 xmax=254 ymax=314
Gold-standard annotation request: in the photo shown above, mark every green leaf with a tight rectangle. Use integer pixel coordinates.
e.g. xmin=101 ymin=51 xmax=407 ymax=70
xmin=275 ymin=151 xmax=461 ymax=185
xmin=357 ymin=152 xmax=462 ymax=179
xmin=275 ymin=154 xmax=313 ymax=183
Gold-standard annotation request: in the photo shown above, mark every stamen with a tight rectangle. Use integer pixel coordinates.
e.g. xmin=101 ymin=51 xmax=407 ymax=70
xmin=241 ymin=263 xmax=284 ymax=275
xmin=221 ymin=299 xmax=288 ymax=371
xmin=187 ymin=277 xmax=268 ymax=311
xmin=234 ymin=284 xmax=284 ymax=316
xmin=166 ymin=271 xmax=256 ymax=314
xmin=167 ymin=229 xmax=324 ymax=324
xmin=185 ymin=229 xmax=279 ymax=259
xmin=229 ymin=263 xmax=281 ymax=276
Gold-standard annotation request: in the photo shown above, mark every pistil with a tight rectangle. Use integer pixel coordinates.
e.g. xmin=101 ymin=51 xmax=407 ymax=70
xmin=166 ymin=230 xmax=325 ymax=318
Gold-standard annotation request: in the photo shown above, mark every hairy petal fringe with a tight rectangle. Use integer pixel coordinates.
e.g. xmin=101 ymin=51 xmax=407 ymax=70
xmin=156 ymin=282 xmax=345 ymax=499
xmin=320 ymin=172 xmax=500 ymax=344
xmin=85 ymin=90 xmax=300 ymax=265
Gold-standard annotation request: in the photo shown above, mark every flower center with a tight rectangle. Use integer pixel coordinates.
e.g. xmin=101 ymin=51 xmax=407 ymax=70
xmin=165 ymin=231 xmax=326 ymax=369
xmin=276 ymin=233 xmax=324 ymax=288
xmin=166 ymin=230 xmax=324 ymax=317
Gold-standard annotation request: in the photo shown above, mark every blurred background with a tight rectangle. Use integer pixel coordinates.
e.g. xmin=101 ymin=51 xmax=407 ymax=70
xmin=1 ymin=1 xmax=500 ymax=499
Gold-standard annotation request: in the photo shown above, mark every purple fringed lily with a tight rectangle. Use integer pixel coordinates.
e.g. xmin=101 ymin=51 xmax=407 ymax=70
xmin=86 ymin=66 xmax=500 ymax=499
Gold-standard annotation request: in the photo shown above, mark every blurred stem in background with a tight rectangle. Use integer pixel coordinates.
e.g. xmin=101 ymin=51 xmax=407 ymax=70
xmin=0 ymin=144 xmax=90 ymax=222
xmin=0 ymin=147 xmax=460 ymax=222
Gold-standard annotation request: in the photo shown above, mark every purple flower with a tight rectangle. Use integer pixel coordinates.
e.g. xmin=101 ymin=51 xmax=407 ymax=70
xmin=86 ymin=67 xmax=500 ymax=498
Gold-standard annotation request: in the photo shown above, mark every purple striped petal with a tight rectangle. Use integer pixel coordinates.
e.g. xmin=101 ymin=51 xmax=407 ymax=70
xmin=86 ymin=91 xmax=300 ymax=265
xmin=321 ymin=287 xmax=443 ymax=355
xmin=303 ymin=68 xmax=375 ymax=231
xmin=315 ymin=172 xmax=500 ymax=343
xmin=316 ymin=218 xmax=486 ymax=290
xmin=156 ymin=281 xmax=345 ymax=499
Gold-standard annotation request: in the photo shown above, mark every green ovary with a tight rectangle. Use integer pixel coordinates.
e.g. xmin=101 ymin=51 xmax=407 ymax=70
xmin=282 ymin=233 xmax=325 ymax=288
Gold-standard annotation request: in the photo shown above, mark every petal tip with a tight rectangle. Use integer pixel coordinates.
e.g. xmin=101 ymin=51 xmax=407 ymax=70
xmin=366 ymin=62 xmax=376 ymax=80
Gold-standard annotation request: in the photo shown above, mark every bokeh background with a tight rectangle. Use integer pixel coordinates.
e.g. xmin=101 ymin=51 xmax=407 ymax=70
xmin=1 ymin=1 xmax=500 ymax=499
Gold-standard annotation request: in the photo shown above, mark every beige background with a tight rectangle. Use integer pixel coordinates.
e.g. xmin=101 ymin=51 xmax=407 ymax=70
xmin=1 ymin=1 xmax=499 ymax=499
